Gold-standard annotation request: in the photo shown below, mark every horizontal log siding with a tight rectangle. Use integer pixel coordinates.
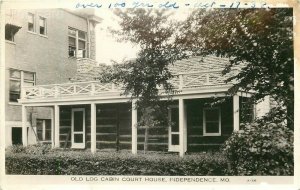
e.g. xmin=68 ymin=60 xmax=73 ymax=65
xmin=94 ymin=103 xmax=131 ymax=150
xmin=186 ymin=98 xmax=233 ymax=152
xmin=137 ymin=127 xmax=169 ymax=151
xmin=59 ymin=104 xmax=131 ymax=150
xmin=59 ymin=107 xmax=71 ymax=148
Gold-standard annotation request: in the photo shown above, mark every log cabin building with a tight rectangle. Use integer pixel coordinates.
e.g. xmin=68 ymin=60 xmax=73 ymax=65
xmin=17 ymin=55 xmax=265 ymax=157
xmin=5 ymin=9 xmax=270 ymax=157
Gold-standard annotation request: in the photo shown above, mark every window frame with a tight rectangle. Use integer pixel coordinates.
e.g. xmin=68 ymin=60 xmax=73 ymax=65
xmin=28 ymin=12 xmax=35 ymax=33
xmin=39 ymin=16 xmax=47 ymax=36
xmin=203 ymin=107 xmax=221 ymax=136
xmin=9 ymin=69 xmax=36 ymax=103
xmin=68 ymin=27 xmax=88 ymax=58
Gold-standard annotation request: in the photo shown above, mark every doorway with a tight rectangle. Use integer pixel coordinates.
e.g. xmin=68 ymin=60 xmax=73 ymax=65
xmin=71 ymin=108 xmax=85 ymax=149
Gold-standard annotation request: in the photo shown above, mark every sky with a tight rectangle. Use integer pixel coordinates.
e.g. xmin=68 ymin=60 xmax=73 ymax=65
xmin=95 ymin=10 xmax=139 ymax=65
xmin=94 ymin=9 xmax=190 ymax=65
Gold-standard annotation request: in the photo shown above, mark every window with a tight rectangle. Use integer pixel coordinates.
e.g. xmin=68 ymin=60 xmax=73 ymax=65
xmin=28 ymin=13 xmax=35 ymax=32
xmin=39 ymin=17 xmax=46 ymax=35
xmin=12 ymin=127 xmax=22 ymax=145
xmin=5 ymin=24 xmax=21 ymax=42
xmin=37 ymin=119 xmax=51 ymax=142
xmin=68 ymin=27 xmax=87 ymax=58
xmin=203 ymin=108 xmax=221 ymax=136
xmin=9 ymin=69 xmax=35 ymax=102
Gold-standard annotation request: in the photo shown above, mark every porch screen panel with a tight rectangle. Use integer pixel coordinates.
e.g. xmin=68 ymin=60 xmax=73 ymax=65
xmin=74 ymin=111 xmax=83 ymax=132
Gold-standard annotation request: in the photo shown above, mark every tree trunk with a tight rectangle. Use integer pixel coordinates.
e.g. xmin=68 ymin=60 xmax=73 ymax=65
xmin=144 ymin=127 xmax=149 ymax=154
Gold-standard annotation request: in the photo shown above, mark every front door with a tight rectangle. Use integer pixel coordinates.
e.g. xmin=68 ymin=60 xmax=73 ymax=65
xmin=168 ymin=106 xmax=180 ymax=152
xmin=71 ymin=108 xmax=85 ymax=149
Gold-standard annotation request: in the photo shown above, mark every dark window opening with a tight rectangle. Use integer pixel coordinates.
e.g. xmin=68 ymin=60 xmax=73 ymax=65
xmin=171 ymin=134 xmax=179 ymax=145
xmin=5 ymin=24 xmax=21 ymax=42
xmin=12 ymin=127 xmax=22 ymax=145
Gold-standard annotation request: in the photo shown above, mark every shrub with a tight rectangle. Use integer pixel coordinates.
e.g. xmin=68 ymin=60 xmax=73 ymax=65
xmin=6 ymin=150 xmax=228 ymax=175
xmin=223 ymin=122 xmax=293 ymax=175
xmin=6 ymin=145 xmax=26 ymax=153
xmin=6 ymin=144 xmax=52 ymax=155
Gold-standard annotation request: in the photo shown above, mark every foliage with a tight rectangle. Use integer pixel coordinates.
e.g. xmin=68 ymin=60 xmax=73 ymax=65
xmin=178 ymin=8 xmax=294 ymax=128
xmin=223 ymin=122 xmax=293 ymax=175
xmin=255 ymin=103 xmax=289 ymax=126
xmin=6 ymin=150 xmax=228 ymax=175
xmin=103 ymin=8 xmax=294 ymax=129
xmin=6 ymin=144 xmax=52 ymax=155
xmin=100 ymin=9 xmax=187 ymax=151
xmin=103 ymin=9 xmax=185 ymax=104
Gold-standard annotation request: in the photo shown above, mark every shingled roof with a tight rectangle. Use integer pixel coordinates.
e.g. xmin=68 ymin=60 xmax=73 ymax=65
xmin=169 ymin=55 xmax=230 ymax=75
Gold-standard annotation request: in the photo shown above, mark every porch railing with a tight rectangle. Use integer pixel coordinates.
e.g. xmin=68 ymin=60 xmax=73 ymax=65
xmin=22 ymin=69 xmax=236 ymax=99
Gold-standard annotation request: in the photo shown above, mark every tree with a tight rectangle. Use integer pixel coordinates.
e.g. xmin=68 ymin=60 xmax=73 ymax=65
xmin=100 ymin=9 xmax=185 ymax=152
xmin=101 ymin=8 xmax=294 ymax=153
xmin=177 ymin=8 xmax=294 ymax=129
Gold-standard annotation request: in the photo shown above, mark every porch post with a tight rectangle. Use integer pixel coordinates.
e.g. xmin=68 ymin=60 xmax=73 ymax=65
xmin=91 ymin=103 xmax=96 ymax=153
xmin=54 ymin=105 xmax=60 ymax=148
xmin=50 ymin=106 xmax=55 ymax=148
xmin=179 ymin=98 xmax=187 ymax=157
xmin=22 ymin=105 xmax=28 ymax=146
xmin=233 ymin=95 xmax=240 ymax=131
xmin=131 ymin=100 xmax=138 ymax=154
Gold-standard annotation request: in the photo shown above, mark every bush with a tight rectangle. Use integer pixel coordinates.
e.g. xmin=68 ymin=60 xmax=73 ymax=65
xmin=223 ymin=122 xmax=293 ymax=175
xmin=6 ymin=150 xmax=228 ymax=175
xmin=6 ymin=144 xmax=52 ymax=155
